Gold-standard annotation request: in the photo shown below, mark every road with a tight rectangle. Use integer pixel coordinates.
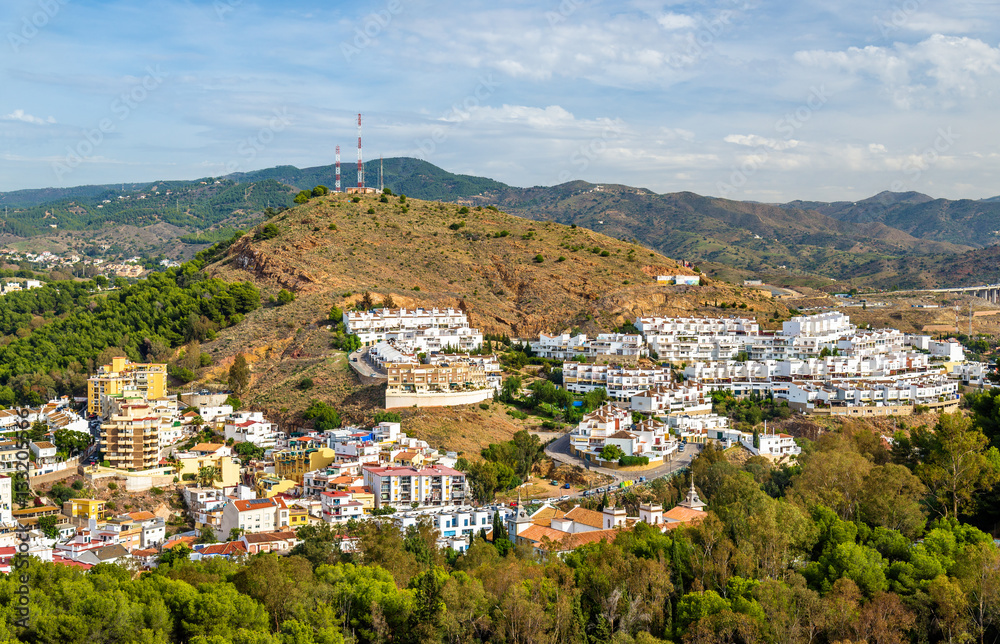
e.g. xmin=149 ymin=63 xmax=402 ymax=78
xmin=347 ymin=347 xmax=386 ymax=380
xmin=544 ymin=433 xmax=700 ymax=499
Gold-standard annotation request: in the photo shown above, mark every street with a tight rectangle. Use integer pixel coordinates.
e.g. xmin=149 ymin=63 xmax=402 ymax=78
xmin=543 ymin=433 xmax=700 ymax=499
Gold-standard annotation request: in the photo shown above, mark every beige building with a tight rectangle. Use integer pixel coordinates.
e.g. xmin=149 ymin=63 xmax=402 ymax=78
xmin=87 ymin=357 xmax=167 ymax=416
xmin=175 ymin=443 xmax=241 ymax=488
xmin=100 ymin=403 xmax=168 ymax=471
xmin=385 ymin=360 xmax=494 ymax=408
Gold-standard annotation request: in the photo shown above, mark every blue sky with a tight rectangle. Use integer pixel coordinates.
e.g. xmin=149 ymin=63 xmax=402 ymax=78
xmin=1 ymin=0 xmax=998 ymax=201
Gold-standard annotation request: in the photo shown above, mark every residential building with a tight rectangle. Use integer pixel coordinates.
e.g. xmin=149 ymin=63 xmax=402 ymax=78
xmin=385 ymin=357 xmax=496 ymax=408
xmin=274 ymin=447 xmax=338 ymax=484
xmin=175 ymin=443 xmax=241 ymax=488
xmin=217 ymin=497 xmax=290 ymax=541
xmin=223 ymin=411 xmax=279 ymax=447
xmin=320 ymin=491 xmax=365 ymax=523
xmin=530 ymin=333 xmax=647 ymax=362
xmin=62 ymin=499 xmax=107 ymax=524
xmin=569 ymin=404 xmax=676 ymax=464
xmin=344 ymin=308 xmax=469 ymax=345
xmin=87 ymin=356 xmax=167 ymax=416
xmin=562 ymin=363 xmax=674 ymax=401
xmin=100 ymin=403 xmax=166 ymax=471
xmin=362 ymin=464 xmax=468 ymax=510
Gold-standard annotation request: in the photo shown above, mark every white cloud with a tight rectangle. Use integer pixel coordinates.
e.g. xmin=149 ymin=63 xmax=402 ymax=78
xmin=4 ymin=110 xmax=55 ymax=125
xmin=901 ymin=13 xmax=985 ymax=34
xmin=657 ymin=12 xmax=697 ymax=30
xmin=724 ymin=134 xmax=798 ymax=150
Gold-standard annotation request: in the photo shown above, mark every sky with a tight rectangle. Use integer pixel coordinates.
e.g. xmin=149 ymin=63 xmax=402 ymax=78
xmin=1 ymin=0 xmax=998 ymax=201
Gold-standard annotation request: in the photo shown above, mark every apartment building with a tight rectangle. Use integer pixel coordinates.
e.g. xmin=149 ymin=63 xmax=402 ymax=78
xmin=562 ymin=363 xmax=674 ymax=401
xmin=344 ymin=308 xmax=469 ymax=345
xmin=273 ymin=447 xmax=338 ymax=484
xmin=100 ymin=403 xmax=167 ymax=471
xmin=87 ymin=356 xmax=167 ymax=416
xmin=362 ymin=464 xmax=468 ymax=510
xmin=223 ymin=411 xmax=279 ymax=447
xmin=636 ymin=316 xmax=760 ymax=336
xmin=385 ymin=357 xmax=497 ymax=408
xmin=530 ymin=333 xmax=647 ymax=361
xmin=630 ymin=383 xmax=711 ymax=415
xmin=217 ymin=497 xmax=290 ymax=541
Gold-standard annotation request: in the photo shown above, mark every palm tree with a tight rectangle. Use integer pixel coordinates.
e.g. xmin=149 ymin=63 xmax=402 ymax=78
xmin=197 ymin=465 xmax=220 ymax=488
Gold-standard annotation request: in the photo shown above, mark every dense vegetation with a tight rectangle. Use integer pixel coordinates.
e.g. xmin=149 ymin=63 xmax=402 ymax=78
xmin=6 ymin=404 xmax=1000 ymax=644
xmin=0 ymin=260 xmax=259 ymax=405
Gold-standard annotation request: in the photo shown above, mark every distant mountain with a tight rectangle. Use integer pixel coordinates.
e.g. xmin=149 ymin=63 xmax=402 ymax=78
xmin=785 ymin=191 xmax=1000 ymax=247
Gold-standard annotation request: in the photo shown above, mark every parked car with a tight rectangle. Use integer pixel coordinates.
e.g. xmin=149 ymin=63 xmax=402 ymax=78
xmin=550 ymin=480 xmax=559 ymax=486
xmin=562 ymin=483 xmax=571 ymax=489
xmin=559 ymin=495 xmax=570 ymax=501
xmin=638 ymin=476 xmax=647 ymax=483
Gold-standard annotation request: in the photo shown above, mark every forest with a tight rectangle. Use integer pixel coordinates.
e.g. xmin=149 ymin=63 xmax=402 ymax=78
xmin=4 ymin=397 xmax=1000 ymax=644
xmin=0 ymin=262 xmax=259 ymax=405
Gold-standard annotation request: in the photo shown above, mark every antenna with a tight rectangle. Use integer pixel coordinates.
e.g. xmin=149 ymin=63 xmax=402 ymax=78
xmin=335 ymin=145 xmax=341 ymax=193
xmin=357 ymin=113 xmax=364 ymax=189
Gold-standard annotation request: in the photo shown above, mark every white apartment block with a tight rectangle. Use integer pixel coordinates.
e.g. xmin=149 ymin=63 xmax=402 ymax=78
xmin=391 ymin=506 xmax=498 ymax=551
xmin=740 ymin=432 xmax=802 ymax=457
xmin=383 ymin=326 xmax=484 ymax=354
xmin=344 ymin=308 xmax=469 ymax=345
xmin=530 ymin=333 xmax=647 ymax=361
xmin=630 ymin=383 xmax=711 ymax=415
xmin=563 ymin=363 xmax=674 ymax=401
xmin=646 ymin=332 xmax=748 ymax=363
xmin=636 ymin=316 xmax=760 ymax=336
xmin=320 ymin=491 xmax=365 ymax=523
xmin=223 ymin=411 xmax=279 ymax=447
xmin=782 ymin=376 xmax=959 ymax=412
xmin=836 ymin=329 xmax=906 ymax=357
xmin=217 ymin=497 xmax=290 ymax=541
xmin=362 ymin=464 xmax=468 ymax=510
xmin=370 ymin=341 xmax=418 ymax=369
xmin=569 ymin=404 xmax=677 ymax=463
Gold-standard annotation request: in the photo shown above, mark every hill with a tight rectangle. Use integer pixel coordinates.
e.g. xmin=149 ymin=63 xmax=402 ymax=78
xmin=465 ymin=182 xmax=969 ymax=282
xmin=198 ymin=191 xmax=789 ymax=420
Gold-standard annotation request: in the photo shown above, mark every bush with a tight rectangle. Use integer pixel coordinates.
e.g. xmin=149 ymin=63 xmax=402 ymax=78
xmin=556 ymin=256 xmax=566 ymax=262
xmin=449 ymin=221 xmax=466 ymax=230
xmin=379 ymin=195 xmax=389 ymax=203
xmin=150 ymin=487 xmax=164 ymax=496
xmin=367 ymin=207 xmax=375 ymax=214
xmin=71 ymin=479 xmax=84 ymax=490
xmin=459 ymin=206 xmax=469 ymax=214
xmin=600 ymin=250 xmax=611 ymax=257
xmin=182 ymin=473 xmax=196 ymax=481
xmin=533 ymin=254 xmax=544 ymax=263
xmin=352 ymin=196 xmax=362 ymax=203
xmin=382 ymin=187 xmax=394 ymax=196
xmin=479 ymin=403 xmax=490 ymax=410
xmin=619 ymin=455 xmax=649 ymax=467
xmin=107 ymin=481 xmax=118 ymax=490
xmin=293 ymin=191 xmax=310 ymax=204
xmin=298 ymin=377 xmax=314 ymax=390
xmin=277 ymin=289 xmax=295 ymax=305
xmin=311 ymin=185 xmax=329 ymax=197
xmin=328 ymin=223 xmax=337 ymax=231
xmin=254 ymin=223 xmax=280 ymax=240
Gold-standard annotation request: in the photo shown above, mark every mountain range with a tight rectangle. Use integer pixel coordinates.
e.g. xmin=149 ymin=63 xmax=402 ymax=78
xmin=3 ymin=157 xmax=1000 ymax=289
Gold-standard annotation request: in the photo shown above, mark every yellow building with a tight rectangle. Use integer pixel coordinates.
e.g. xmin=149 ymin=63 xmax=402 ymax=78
xmin=288 ymin=507 xmax=311 ymax=528
xmin=62 ymin=498 xmax=107 ymax=521
xmin=176 ymin=444 xmax=241 ymax=488
xmin=88 ymin=356 xmax=167 ymax=415
xmin=254 ymin=474 xmax=298 ymax=498
xmin=273 ymin=448 xmax=337 ymax=484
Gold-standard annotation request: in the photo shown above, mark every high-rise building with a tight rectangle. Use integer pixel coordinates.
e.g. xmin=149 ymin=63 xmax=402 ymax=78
xmin=87 ymin=357 xmax=167 ymax=415
xmin=99 ymin=403 xmax=165 ymax=471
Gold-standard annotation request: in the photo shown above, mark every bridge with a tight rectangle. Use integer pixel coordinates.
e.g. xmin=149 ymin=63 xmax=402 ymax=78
xmin=917 ymin=284 xmax=1000 ymax=303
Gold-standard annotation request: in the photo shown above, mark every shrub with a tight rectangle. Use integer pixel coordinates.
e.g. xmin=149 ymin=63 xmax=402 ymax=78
xmin=254 ymin=223 xmax=280 ymax=240
xmin=600 ymin=250 xmax=611 ymax=257
xmin=329 ymin=223 xmax=337 ymax=230
xmin=449 ymin=221 xmax=466 ymax=230
xmin=182 ymin=473 xmax=196 ymax=481
xmin=352 ymin=196 xmax=361 ymax=203
xmin=619 ymin=455 xmax=649 ymax=467
xmin=379 ymin=195 xmax=389 ymax=203
xmin=311 ymin=185 xmax=329 ymax=197
xmin=533 ymin=254 xmax=544 ymax=263
xmin=367 ymin=207 xmax=375 ymax=214
xmin=298 ymin=377 xmax=314 ymax=390
xmin=382 ymin=187 xmax=394 ymax=196
xmin=556 ymin=256 xmax=566 ymax=262
xmin=277 ymin=289 xmax=295 ymax=305
xmin=459 ymin=206 xmax=469 ymax=214
xmin=412 ymin=286 xmax=420 ymax=291
xmin=71 ymin=479 xmax=84 ymax=490
xmin=479 ymin=403 xmax=490 ymax=410
xmin=107 ymin=481 xmax=118 ymax=491
xmin=293 ymin=191 xmax=310 ymax=204
xmin=399 ymin=195 xmax=406 ymax=203
xmin=150 ymin=487 xmax=164 ymax=496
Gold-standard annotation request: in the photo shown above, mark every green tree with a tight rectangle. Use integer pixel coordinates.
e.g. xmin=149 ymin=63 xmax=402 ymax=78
xmin=229 ymin=353 xmax=251 ymax=397
xmin=600 ymin=444 xmax=625 ymax=461
xmin=917 ymin=413 xmax=1000 ymax=518
xmin=38 ymin=514 xmax=59 ymax=538
xmin=198 ymin=465 xmax=221 ymax=488
xmin=277 ymin=289 xmax=295 ymax=305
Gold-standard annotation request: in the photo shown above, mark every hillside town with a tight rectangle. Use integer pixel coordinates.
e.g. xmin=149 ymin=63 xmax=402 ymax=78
xmin=0 ymin=304 xmax=988 ymax=573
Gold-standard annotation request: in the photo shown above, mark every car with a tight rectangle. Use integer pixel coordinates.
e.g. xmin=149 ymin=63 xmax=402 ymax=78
xmin=550 ymin=480 xmax=558 ymax=486
xmin=638 ymin=476 xmax=647 ymax=483
xmin=562 ymin=483 xmax=571 ymax=489
xmin=559 ymin=495 xmax=570 ymax=501
xmin=581 ymin=490 xmax=590 ymax=497
xmin=351 ymin=357 xmax=357 ymax=362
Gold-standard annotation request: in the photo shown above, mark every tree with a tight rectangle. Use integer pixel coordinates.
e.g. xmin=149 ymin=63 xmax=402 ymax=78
xmin=600 ymin=444 xmax=625 ymax=461
xmin=303 ymin=400 xmax=341 ymax=431
xmin=38 ymin=514 xmax=59 ymax=538
xmin=917 ymin=413 xmax=1000 ymax=518
xmin=196 ymin=525 xmax=218 ymax=544
xmin=955 ymin=540 xmax=1000 ymax=644
xmin=857 ymin=463 xmax=928 ymax=538
xmin=277 ymin=289 xmax=295 ymax=305
xmin=198 ymin=465 xmax=220 ymax=488
xmin=229 ymin=527 xmax=245 ymax=542
xmin=499 ymin=375 xmax=522 ymax=403
xmin=228 ymin=353 xmax=251 ymax=397
xmin=53 ymin=428 xmax=92 ymax=457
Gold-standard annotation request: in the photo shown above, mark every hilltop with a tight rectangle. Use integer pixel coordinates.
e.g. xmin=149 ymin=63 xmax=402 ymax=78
xmin=197 ymin=191 xmax=789 ymax=422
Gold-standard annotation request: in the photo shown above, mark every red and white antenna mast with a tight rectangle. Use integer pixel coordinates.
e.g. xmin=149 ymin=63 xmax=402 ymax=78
xmin=357 ymin=113 xmax=364 ymax=189
xmin=335 ymin=145 xmax=341 ymax=193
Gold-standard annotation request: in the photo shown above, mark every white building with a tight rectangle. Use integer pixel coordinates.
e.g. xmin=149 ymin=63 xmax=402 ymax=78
xmin=391 ymin=506 xmax=498 ymax=551
xmin=530 ymin=333 xmax=647 ymax=361
xmin=320 ymin=491 xmax=365 ymax=523
xmin=344 ymin=308 xmax=469 ymax=346
xmin=217 ymin=497 xmax=290 ymax=541
xmin=224 ymin=411 xmax=279 ymax=448
xmin=362 ymin=464 xmax=468 ymax=510
xmin=569 ymin=404 xmax=676 ymax=464
xmin=563 ymin=363 xmax=674 ymax=401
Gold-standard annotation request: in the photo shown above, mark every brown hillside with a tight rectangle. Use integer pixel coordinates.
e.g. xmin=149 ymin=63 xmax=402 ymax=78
xmin=193 ymin=193 xmax=791 ymax=430
xmin=207 ymin=192 xmax=790 ymax=337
